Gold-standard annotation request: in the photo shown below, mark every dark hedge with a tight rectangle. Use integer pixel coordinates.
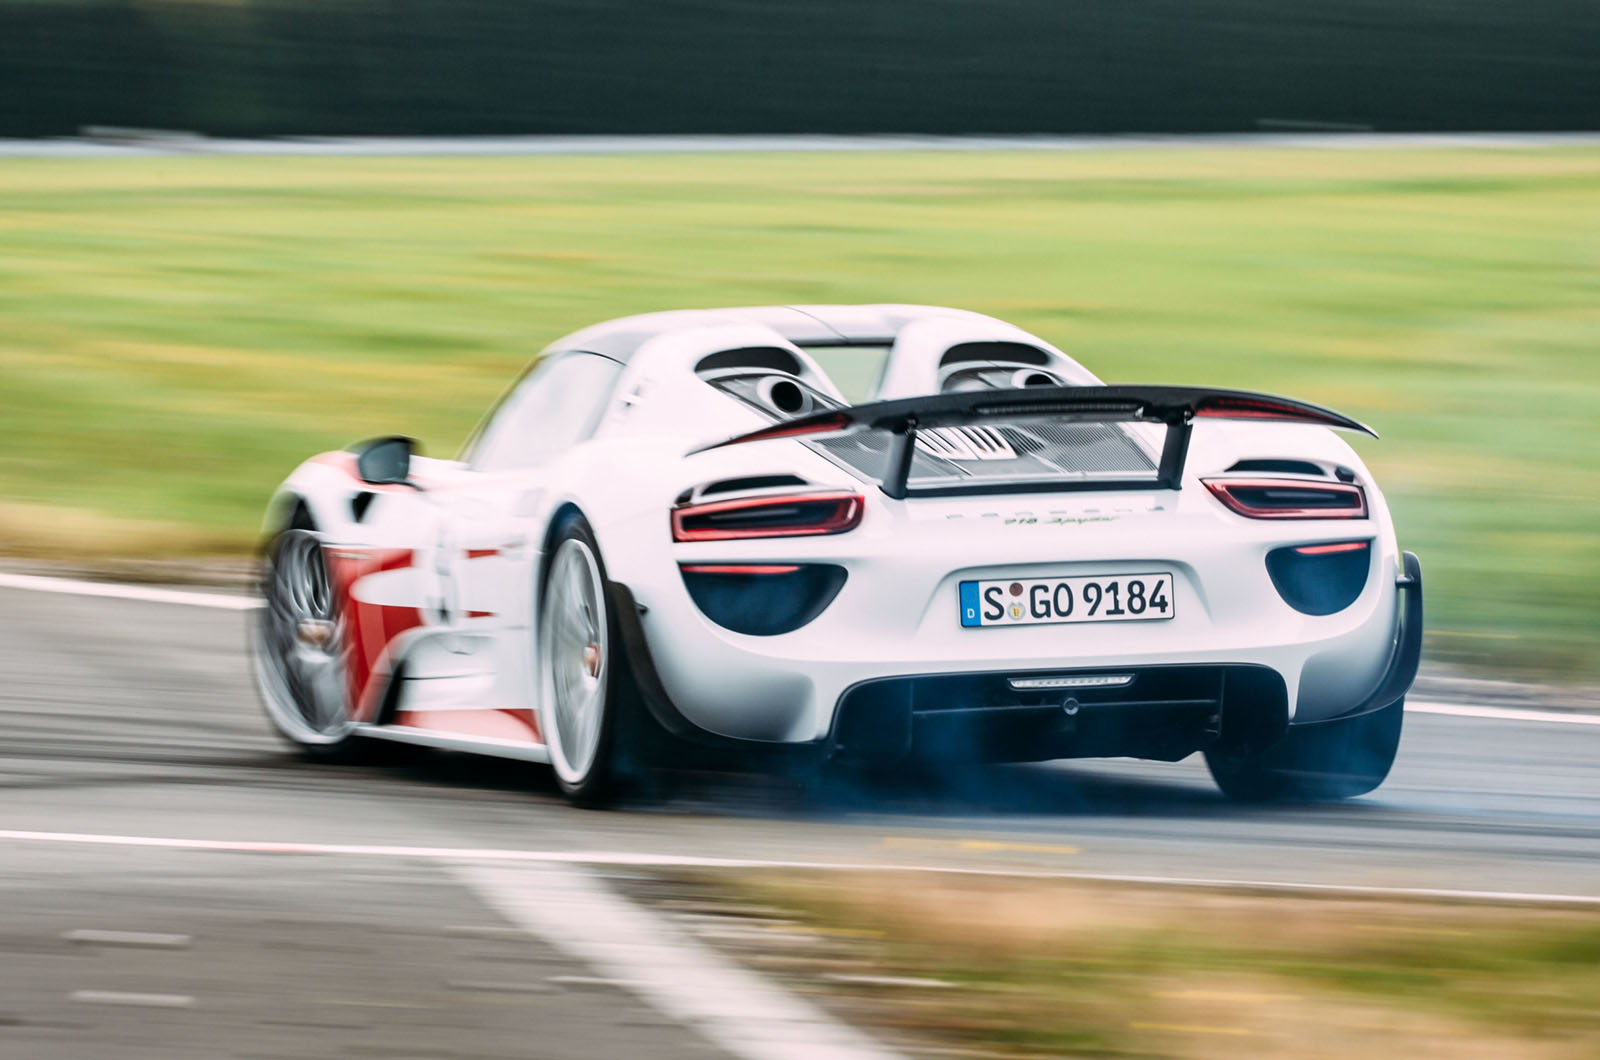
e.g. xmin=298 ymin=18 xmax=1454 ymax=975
xmin=1 ymin=1 xmax=1595 ymax=137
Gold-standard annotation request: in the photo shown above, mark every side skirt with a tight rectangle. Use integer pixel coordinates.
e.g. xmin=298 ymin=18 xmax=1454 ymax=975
xmin=352 ymin=723 xmax=551 ymax=764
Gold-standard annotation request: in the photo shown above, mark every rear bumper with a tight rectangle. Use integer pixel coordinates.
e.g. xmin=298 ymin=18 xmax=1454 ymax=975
xmin=1290 ymin=549 xmax=1422 ymax=728
xmin=608 ymin=551 xmax=1422 ymax=763
xmin=828 ymin=663 xmax=1280 ymax=764
xmin=609 ymin=580 xmax=822 ymax=768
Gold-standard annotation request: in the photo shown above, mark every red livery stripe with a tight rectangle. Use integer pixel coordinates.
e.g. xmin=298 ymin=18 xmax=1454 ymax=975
xmin=323 ymin=547 xmax=422 ymax=723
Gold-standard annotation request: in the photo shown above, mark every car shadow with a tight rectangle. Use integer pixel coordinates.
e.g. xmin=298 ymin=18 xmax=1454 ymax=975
xmin=363 ymin=746 xmax=1390 ymax=823
xmin=661 ymin=759 xmax=1250 ymax=821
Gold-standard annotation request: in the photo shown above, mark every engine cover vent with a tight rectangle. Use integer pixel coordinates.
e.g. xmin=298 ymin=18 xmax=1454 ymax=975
xmin=916 ymin=425 xmax=1019 ymax=461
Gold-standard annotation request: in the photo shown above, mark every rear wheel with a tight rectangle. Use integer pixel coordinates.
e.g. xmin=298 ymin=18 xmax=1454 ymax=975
xmin=1206 ymin=699 xmax=1404 ymax=802
xmin=254 ymin=526 xmax=367 ymax=760
xmin=538 ymin=517 xmax=641 ymax=806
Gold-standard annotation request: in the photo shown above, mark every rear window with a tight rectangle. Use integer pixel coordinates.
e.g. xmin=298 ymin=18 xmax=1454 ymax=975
xmin=800 ymin=345 xmax=890 ymax=404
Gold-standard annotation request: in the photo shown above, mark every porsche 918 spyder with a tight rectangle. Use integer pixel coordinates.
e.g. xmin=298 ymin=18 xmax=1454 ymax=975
xmin=254 ymin=305 xmax=1421 ymax=805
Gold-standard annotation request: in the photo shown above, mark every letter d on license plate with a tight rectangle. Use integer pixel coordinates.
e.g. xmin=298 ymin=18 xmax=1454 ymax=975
xmin=959 ymin=572 xmax=1175 ymax=627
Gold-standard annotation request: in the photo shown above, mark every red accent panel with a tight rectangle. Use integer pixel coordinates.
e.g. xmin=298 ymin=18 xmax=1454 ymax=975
xmin=465 ymin=548 xmax=500 ymax=560
xmin=466 ymin=610 xmax=496 ymax=619
xmin=374 ymin=549 xmax=416 ymax=573
xmin=324 ymin=547 xmax=422 ymax=723
xmin=393 ymin=708 xmax=541 ymax=744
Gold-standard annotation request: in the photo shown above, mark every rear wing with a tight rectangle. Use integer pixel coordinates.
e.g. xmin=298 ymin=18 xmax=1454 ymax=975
xmin=689 ymin=384 xmax=1375 ymax=499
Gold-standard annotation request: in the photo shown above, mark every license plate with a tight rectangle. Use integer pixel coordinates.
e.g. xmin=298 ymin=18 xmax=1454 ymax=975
xmin=959 ymin=572 xmax=1175 ymax=627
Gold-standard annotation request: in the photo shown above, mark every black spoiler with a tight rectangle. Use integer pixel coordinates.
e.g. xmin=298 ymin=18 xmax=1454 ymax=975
xmin=689 ymin=384 xmax=1375 ymax=499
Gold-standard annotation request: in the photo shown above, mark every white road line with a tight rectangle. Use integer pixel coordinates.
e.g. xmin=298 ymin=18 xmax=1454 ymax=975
xmin=63 ymin=929 xmax=192 ymax=948
xmin=454 ymin=862 xmax=903 ymax=1060
xmin=2 ymin=828 xmax=1596 ymax=905
xmin=546 ymin=974 xmax=643 ymax=988
xmin=823 ymin=973 xmax=955 ymax=989
xmin=445 ymin=979 xmax=559 ymax=994
xmin=0 ymin=572 xmax=260 ymax=610
xmin=1406 ymin=700 xmax=1600 ymax=726
xmin=70 ymin=990 xmax=195 ymax=1008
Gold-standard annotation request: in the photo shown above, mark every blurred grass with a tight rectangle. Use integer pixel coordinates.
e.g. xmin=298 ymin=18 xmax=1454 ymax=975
xmin=0 ymin=147 xmax=1596 ymax=676
xmin=722 ymin=870 xmax=1600 ymax=1059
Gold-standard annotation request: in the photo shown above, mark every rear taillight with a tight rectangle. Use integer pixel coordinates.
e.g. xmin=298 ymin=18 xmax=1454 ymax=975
xmin=1203 ymin=477 xmax=1367 ymax=520
xmin=671 ymin=491 xmax=863 ymax=542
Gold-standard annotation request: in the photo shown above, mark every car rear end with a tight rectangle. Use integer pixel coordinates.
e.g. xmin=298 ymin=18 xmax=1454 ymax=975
xmin=624 ymin=385 xmax=1418 ymax=772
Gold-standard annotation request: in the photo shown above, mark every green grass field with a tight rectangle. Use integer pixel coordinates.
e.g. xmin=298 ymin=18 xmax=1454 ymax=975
xmin=1 ymin=147 xmax=1596 ymax=676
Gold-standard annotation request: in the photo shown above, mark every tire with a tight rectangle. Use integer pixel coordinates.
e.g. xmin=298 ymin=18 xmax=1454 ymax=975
xmin=1205 ymin=698 xmax=1404 ymax=802
xmin=253 ymin=523 xmax=371 ymax=762
xmin=537 ymin=515 xmax=644 ymax=807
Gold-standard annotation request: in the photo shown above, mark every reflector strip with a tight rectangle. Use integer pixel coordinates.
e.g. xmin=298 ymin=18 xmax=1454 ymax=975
xmin=1294 ymin=541 xmax=1371 ymax=555
xmin=1007 ymin=674 xmax=1135 ymax=691
xmin=678 ymin=564 xmax=802 ymax=575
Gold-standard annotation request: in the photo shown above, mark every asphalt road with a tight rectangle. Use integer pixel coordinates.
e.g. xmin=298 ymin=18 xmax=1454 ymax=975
xmin=3 ymin=584 xmax=1598 ymax=1056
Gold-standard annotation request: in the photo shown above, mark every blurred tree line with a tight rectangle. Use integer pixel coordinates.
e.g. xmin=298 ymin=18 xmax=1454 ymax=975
xmin=1 ymin=0 xmax=1596 ymax=137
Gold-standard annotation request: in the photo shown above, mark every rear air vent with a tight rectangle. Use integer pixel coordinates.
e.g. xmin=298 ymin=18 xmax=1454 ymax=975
xmin=697 ymin=474 xmax=808 ymax=497
xmin=695 ymin=346 xmax=803 ymax=376
xmin=1226 ymin=459 xmax=1327 ymax=477
xmin=1266 ymin=540 xmax=1373 ymax=615
xmin=679 ymin=563 xmax=848 ymax=636
xmin=916 ymin=425 xmax=1019 ymax=461
xmin=813 ymin=419 xmax=1153 ymax=484
xmin=939 ymin=342 xmax=1052 ymax=368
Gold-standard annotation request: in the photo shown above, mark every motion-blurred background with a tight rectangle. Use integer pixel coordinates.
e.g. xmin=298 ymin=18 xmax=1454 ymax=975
xmin=4 ymin=7 xmax=1600 ymax=1060
xmin=1 ymin=2 xmax=1597 ymax=681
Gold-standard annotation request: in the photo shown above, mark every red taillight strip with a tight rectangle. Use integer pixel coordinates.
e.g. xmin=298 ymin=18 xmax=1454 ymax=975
xmin=671 ymin=491 xmax=864 ymax=542
xmin=1203 ymin=477 xmax=1368 ymax=520
xmin=1294 ymin=541 xmax=1371 ymax=555
xmin=679 ymin=564 xmax=803 ymax=575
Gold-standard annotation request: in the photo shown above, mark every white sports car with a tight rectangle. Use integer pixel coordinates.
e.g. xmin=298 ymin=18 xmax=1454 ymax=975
xmin=254 ymin=305 xmax=1421 ymax=805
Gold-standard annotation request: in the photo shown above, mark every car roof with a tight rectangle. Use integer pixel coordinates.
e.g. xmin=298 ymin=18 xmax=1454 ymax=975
xmin=546 ymin=304 xmax=1007 ymax=362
